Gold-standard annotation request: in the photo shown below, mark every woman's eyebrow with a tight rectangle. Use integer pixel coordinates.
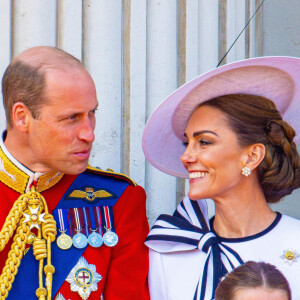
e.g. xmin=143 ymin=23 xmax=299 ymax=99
xmin=183 ymin=130 xmax=219 ymax=137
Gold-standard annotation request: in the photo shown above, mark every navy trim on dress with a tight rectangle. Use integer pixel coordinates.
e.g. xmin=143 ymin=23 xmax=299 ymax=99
xmin=209 ymin=212 xmax=282 ymax=243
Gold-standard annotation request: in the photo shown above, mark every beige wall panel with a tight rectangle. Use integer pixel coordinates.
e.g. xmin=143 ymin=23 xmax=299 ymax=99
xmin=83 ymin=0 xmax=123 ymax=173
xmin=226 ymin=0 xmax=246 ymax=63
xmin=0 ymin=0 xmax=11 ymax=129
xmin=146 ymin=0 xmax=178 ymax=225
xmin=123 ymin=0 xmax=147 ymax=187
xmin=198 ymin=0 xmax=219 ymax=74
xmin=12 ymin=0 xmax=56 ymax=56
xmin=57 ymin=0 xmax=83 ymax=60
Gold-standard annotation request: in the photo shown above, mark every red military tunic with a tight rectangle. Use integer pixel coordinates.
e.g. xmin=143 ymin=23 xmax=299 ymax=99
xmin=0 ymin=138 xmax=150 ymax=300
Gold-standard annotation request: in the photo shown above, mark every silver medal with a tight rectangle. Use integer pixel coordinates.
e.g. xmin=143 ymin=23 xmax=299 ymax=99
xmin=103 ymin=230 xmax=118 ymax=247
xmin=88 ymin=232 xmax=104 ymax=248
xmin=72 ymin=232 xmax=88 ymax=249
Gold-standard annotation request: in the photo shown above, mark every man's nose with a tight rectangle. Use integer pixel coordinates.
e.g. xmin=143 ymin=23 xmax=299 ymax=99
xmin=78 ymin=118 xmax=95 ymax=143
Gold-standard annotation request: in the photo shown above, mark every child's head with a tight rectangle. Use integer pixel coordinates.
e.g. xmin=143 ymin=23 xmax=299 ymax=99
xmin=215 ymin=261 xmax=291 ymax=300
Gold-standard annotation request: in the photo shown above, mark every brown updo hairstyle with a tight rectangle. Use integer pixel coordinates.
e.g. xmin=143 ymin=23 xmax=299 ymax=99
xmin=215 ymin=261 xmax=291 ymax=300
xmin=198 ymin=94 xmax=300 ymax=203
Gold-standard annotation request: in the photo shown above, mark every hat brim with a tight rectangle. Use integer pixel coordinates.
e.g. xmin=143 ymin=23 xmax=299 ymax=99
xmin=142 ymin=56 xmax=300 ymax=178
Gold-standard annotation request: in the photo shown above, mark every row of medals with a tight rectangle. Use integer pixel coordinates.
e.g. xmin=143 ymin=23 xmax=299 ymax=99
xmin=57 ymin=229 xmax=119 ymax=250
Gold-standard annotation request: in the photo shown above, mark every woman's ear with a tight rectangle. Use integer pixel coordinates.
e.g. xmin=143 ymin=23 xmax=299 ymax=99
xmin=11 ymin=102 xmax=31 ymax=132
xmin=244 ymin=143 xmax=265 ymax=170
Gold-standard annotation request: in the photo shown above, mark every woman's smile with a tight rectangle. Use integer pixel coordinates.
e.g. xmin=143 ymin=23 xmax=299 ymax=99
xmin=189 ymin=171 xmax=207 ymax=180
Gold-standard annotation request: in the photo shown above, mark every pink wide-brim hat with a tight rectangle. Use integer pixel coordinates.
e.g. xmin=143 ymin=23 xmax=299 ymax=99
xmin=142 ymin=56 xmax=300 ymax=179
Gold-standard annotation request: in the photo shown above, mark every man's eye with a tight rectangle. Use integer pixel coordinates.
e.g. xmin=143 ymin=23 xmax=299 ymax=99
xmin=89 ymin=110 xmax=97 ymax=117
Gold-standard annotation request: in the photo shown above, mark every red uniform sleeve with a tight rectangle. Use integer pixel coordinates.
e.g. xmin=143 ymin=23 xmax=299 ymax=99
xmin=103 ymin=185 xmax=150 ymax=300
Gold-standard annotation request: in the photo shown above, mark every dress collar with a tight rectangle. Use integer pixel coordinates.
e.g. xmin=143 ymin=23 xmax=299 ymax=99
xmin=0 ymin=131 xmax=64 ymax=193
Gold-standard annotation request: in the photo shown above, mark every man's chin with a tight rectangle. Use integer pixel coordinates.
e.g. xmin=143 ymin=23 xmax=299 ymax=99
xmin=62 ymin=162 xmax=89 ymax=175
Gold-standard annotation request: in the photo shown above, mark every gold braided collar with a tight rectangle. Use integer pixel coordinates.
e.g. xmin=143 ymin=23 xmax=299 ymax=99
xmin=0 ymin=146 xmax=64 ymax=194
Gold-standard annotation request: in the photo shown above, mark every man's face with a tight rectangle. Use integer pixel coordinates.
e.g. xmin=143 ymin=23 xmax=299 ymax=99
xmin=26 ymin=68 xmax=98 ymax=174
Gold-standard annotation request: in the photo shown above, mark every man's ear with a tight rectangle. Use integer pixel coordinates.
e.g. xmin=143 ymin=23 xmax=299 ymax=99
xmin=243 ymin=143 xmax=266 ymax=170
xmin=11 ymin=102 xmax=32 ymax=132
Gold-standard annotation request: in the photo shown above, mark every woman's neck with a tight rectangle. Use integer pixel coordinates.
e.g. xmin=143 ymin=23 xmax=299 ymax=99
xmin=212 ymin=189 xmax=277 ymax=239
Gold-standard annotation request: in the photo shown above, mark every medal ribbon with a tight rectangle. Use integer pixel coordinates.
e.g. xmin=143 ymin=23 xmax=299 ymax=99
xmin=70 ymin=208 xmax=85 ymax=236
xmin=88 ymin=207 xmax=98 ymax=233
xmin=66 ymin=209 xmax=73 ymax=237
xmin=58 ymin=209 xmax=65 ymax=231
xmin=82 ymin=207 xmax=91 ymax=236
xmin=53 ymin=209 xmax=71 ymax=237
xmin=95 ymin=207 xmax=103 ymax=235
xmin=104 ymin=206 xmax=111 ymax=230
xmin=103 ymin=206 xmax=115 ymax=232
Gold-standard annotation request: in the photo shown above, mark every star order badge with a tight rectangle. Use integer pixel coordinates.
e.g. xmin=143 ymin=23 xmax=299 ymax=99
xmin=55 ymin=293 xmax=66 ymax=300
xmin=23 ymin=206 xmax=46 ymax=230
xmin=280 ymin=249 xmax=300 ymax=265
xmin=66 ymin=257 xmax=102 ymax=300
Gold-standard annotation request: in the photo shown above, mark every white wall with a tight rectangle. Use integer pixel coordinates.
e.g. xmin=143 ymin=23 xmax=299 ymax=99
xmin=0 ymin=0 xmax=299 ymax=225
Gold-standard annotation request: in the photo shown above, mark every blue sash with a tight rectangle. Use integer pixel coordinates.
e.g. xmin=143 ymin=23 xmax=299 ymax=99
xmin=7 ymin=170 xmax=129 ymax=299
xmin=7 ymin=241 xmax=85 ymax=299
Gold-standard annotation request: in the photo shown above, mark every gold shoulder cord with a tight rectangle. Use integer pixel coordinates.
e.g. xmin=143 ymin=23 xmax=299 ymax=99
xmin=0 ymin=186 xmax=57 ymax=300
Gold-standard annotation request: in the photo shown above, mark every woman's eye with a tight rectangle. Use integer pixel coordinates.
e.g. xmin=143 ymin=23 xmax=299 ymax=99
xmin=182 ymin=139 xmax=212 ymax=147
xmin=199 ymin=139 xmax=212 ymax=146
xmin=182 ymin=141 xmax=189 ymax=147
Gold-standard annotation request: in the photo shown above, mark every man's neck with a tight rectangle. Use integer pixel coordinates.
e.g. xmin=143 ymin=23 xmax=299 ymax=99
xmin=0 ymin=130 xmax=64 ymax=193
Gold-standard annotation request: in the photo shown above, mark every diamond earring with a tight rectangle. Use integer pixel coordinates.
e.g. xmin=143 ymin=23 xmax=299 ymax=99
xmin=242 ymin=166 xmax=251 ymax=177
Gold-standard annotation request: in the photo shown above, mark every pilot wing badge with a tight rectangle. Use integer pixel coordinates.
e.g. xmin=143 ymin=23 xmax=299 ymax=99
xmin=67 ymin=186 xmax=115 ymax=203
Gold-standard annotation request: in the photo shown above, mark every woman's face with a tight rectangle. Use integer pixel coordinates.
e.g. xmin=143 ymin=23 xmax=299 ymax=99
xmin=233 ymin=287 xmax=289 ymax=300
xmin=181 ymin=105 xmax=249 ymax=201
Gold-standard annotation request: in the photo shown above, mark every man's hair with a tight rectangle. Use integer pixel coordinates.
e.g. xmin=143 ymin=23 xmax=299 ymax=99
xmin=215 ymin=261 xmax=291 ymax=300
xmin=2 ymin=46 xmax=83 ymax=128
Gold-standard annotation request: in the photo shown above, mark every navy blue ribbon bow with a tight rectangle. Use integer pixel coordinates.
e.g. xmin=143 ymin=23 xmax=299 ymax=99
xmin=145 ymin=196 xmax=244 ymax=300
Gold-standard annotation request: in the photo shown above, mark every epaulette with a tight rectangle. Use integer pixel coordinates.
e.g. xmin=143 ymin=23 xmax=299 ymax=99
xmin=86 ymin=165 xmax=137 ymax=186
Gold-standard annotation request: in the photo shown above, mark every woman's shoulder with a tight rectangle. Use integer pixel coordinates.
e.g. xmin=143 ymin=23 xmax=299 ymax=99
xmin=280 ymin=213 xmax=300 ymax=223
xmin=278 ymin=213 xmax=300 ymax=232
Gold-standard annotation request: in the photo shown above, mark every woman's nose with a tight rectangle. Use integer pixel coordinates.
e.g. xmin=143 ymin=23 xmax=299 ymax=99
xmin=180 ymin=146 xmax=197 ymax=165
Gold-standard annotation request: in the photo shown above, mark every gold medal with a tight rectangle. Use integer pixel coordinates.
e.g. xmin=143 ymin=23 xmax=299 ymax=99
xmin=57 ymin=232 xmax=72 ymax=250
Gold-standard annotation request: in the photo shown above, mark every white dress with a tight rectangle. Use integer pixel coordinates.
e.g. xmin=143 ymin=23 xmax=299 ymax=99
xmin=146 ymin=196 xmax=300 ymax=300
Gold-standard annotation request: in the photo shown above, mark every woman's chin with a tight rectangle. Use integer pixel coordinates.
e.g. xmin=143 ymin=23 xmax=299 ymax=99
xmin=188 ymin=190 xmax=202 ymax=201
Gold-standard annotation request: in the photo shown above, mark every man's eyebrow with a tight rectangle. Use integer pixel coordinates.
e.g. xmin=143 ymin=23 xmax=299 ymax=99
xmin=57 ymin=103 xmax=99 ymax=119
xmin=183 ymin=130 xmax=219 ymax=137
